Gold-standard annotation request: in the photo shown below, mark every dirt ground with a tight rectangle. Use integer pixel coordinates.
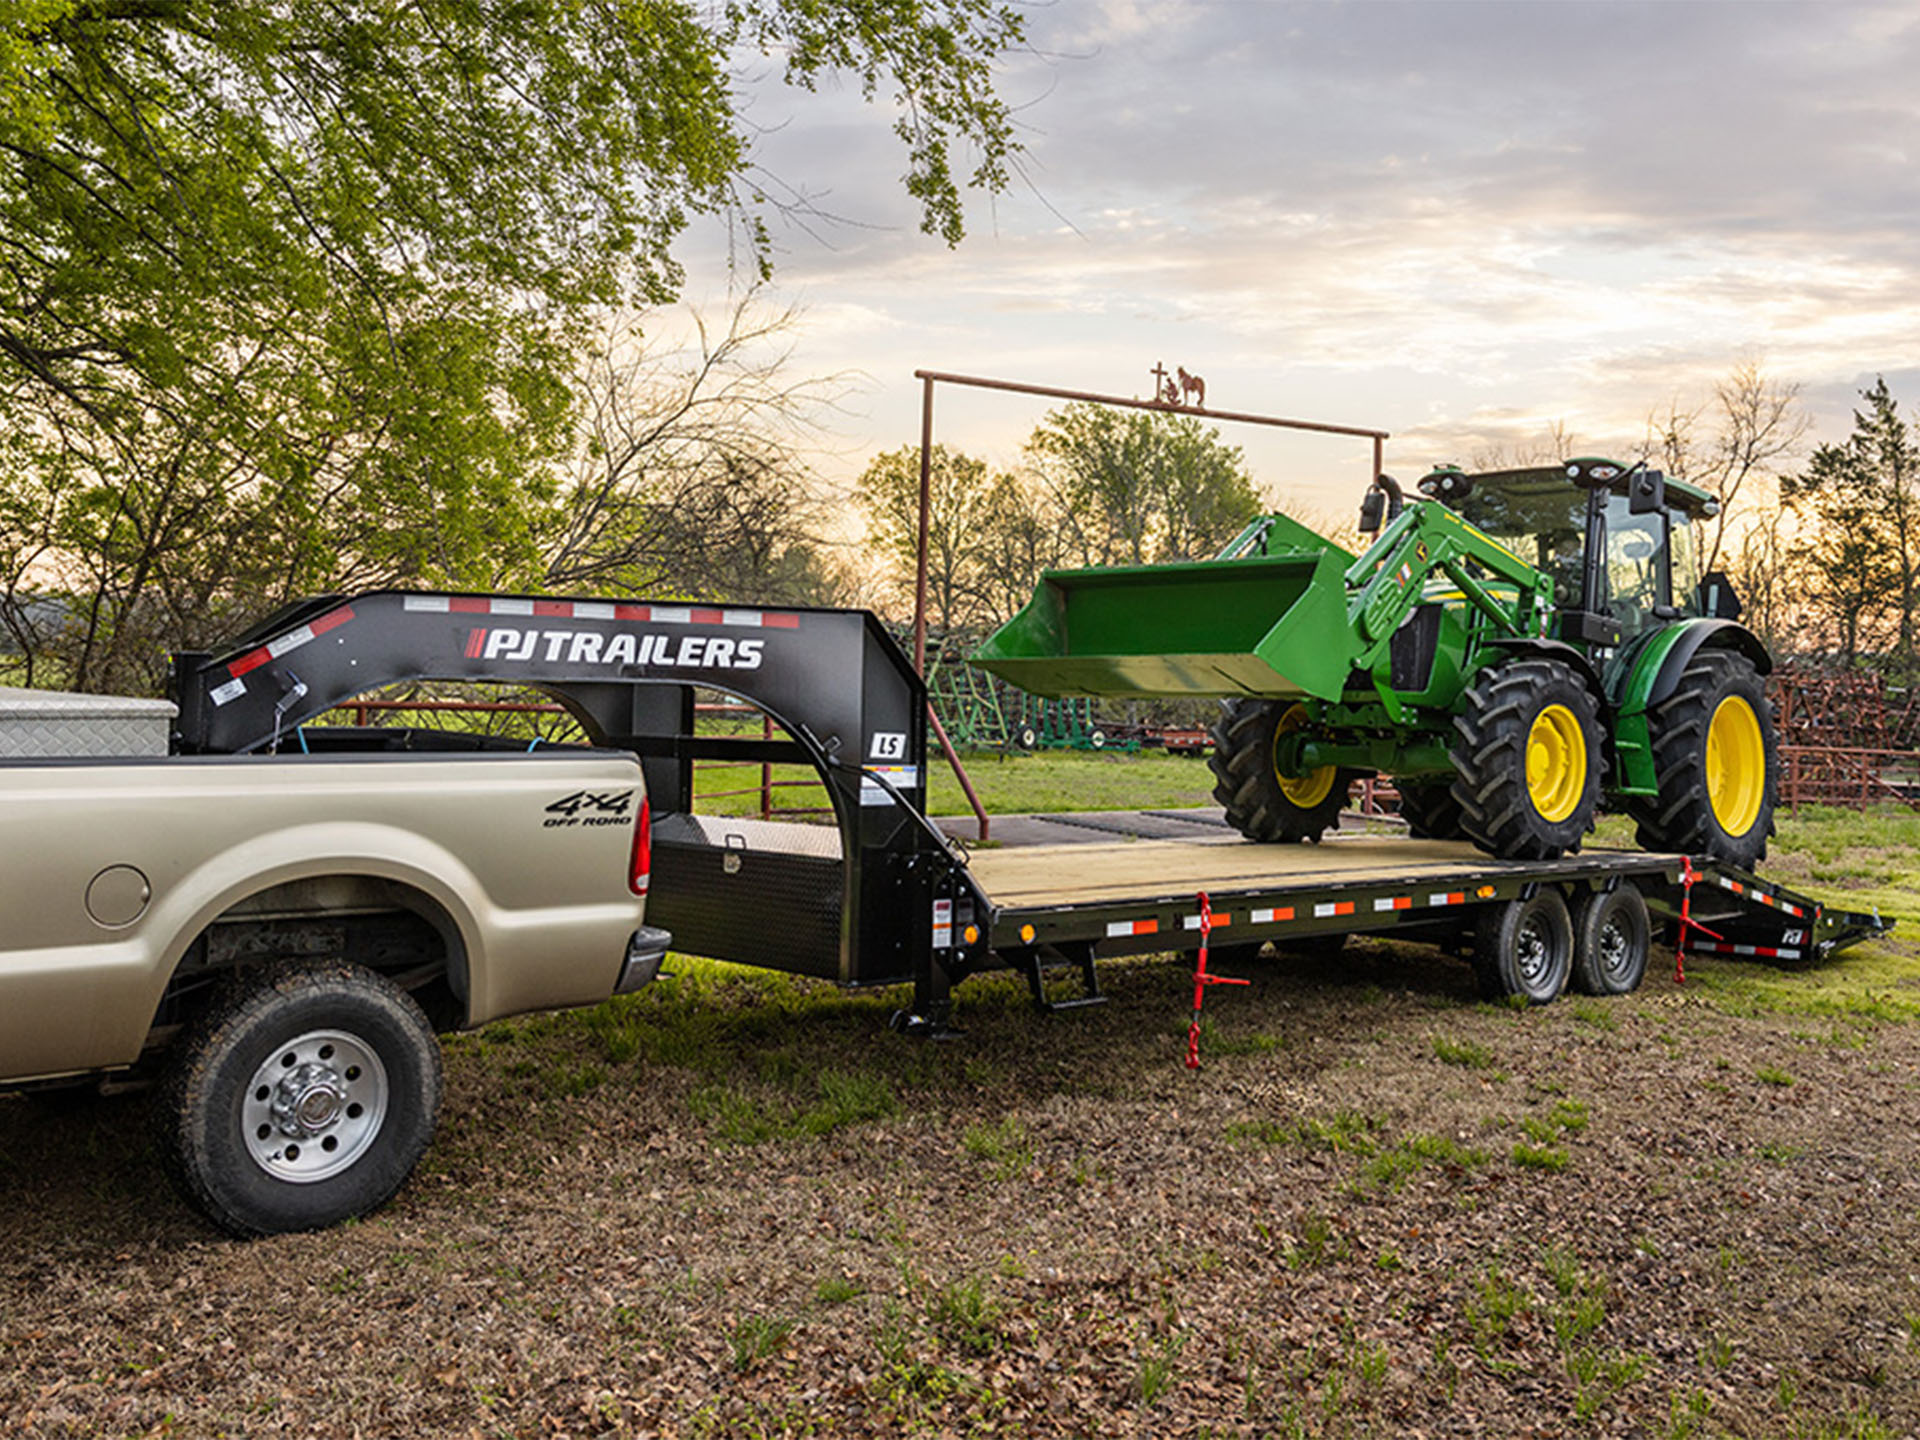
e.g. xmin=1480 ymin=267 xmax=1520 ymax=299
xmin=3 ymin=932 xmax=1919 ymax=1439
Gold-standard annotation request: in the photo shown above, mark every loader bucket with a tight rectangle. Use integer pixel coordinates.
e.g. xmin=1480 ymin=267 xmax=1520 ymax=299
xmin=972 ymin=548 xmax=1361 ymax=701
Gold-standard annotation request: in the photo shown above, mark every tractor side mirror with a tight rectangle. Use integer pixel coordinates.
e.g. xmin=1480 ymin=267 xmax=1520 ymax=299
xmin=1358 ymin=473 xmax=1404 ymax=534
xmin=1358 ymin=489 xmax=1385 ymax=534
xmin=1628 ymin=468 xmax=1666 ymax=514
xmin=1696 ymin=570 xmax=1743 ymax=620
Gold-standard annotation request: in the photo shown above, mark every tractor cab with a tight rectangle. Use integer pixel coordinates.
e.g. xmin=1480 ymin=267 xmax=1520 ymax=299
xmin=1418 ymin=459 xmax=1720 ymax=650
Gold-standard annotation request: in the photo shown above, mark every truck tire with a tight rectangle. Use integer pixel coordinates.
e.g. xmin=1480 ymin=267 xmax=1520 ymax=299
xmin=1629 ymin=650 xmax=1777 ymax=870
xmin=1396 ymin=780 xmax=1465 ymax=840
xmin=1571 ymin=883 xmax=1650 ymax=995
xmin=1210 ymin=698 xmax=1355 ymax=844
xmin=1473 ymin=889 xmax=1573 ymax=1004
xmin=158 ymin=961 xmax=442 ymax=1237
xmin=1451 ymin=659 xmax=1600 ymax=861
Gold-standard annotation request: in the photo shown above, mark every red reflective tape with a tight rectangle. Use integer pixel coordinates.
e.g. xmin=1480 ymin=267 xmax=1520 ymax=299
xmin=762 ymin=612 xmax=800 ymax=629
xmin=1135 ymin=919 xmax=1159 ymax=935
xmin=1389 ymin=896 xmax=1411 ymax=910
xmin=1332 ymin=901 xmax=1354 ymax=916
xmin=689 ymin=607 xmax=725 ymax=624
xmin=615 ymin=604 xmax=650 ymax=621
xmin=310 ymin=605 xmax=355 ymax=635
xmin=534 ymin=600 xmax=573 ymax=617
xmin=228 ymin=646 xmax=272 ymax=678
xmin=450 ymin=596 xmax=490 ymax=614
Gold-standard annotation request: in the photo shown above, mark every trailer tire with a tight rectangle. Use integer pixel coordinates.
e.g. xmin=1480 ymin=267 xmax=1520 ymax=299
xmin=1210 ymin=698 xmax=1355 ymax=844
xmin=158 ymin=960 xmax=442 ymax=1237
xmin=1474 ymin=889 xmax=1573 ymax=1004
xmin=1396 ymin=780 xmax=1465 ymax=841
xmin=1571 ymin=883 xmax=1650 ymax=995
xmin=1629 ymin=650 xmax=1777 ymax=870
xmin=1451 ymin=659 xmax=1601 ymax=861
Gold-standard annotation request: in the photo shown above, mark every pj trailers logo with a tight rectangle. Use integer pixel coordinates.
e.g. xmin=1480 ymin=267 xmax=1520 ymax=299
xmin=465 ymin=627 xmax=766 ymax=671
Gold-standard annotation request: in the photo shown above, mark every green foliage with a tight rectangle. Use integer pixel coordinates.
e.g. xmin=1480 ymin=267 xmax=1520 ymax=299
xmin=0 ymin=1 xmax=1022 ymax=688
xmin=1025 ymin=402 xmax=1264 ymax=568
xmin=855 ymin=444 xmax=1056 ymax=633
xmin=1781 ymin=377 xmax=1920 ymax=676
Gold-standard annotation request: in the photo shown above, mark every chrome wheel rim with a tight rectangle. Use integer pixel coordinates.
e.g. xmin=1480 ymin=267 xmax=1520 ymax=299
xmin=242 ymin=1030 xmax=388 ymax=1184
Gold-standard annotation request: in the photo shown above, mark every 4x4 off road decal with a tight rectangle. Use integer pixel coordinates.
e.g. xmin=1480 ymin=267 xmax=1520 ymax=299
xmin=544 ymin=790 xmax=634 ymax=828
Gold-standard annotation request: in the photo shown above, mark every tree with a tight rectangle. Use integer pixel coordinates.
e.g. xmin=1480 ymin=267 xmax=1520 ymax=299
xmin=1781 ymin=377 xmax=1920 ymax=675
xmin=543 ymin=298 xmax=846 ymax=608
xmin=1024 ymin=403 xmax=1263 ymax=568
xmin=0 ymin=0 xmax=1023 ymax=689
xmin=855 ymin=443 xmax=1016 ymax=635
xmin=1645 ymin=360 xmax=1808 ymax=574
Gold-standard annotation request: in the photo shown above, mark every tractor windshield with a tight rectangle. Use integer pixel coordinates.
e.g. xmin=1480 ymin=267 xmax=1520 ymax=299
xmin=1452 ymin=473 xmax=1589 ymax=608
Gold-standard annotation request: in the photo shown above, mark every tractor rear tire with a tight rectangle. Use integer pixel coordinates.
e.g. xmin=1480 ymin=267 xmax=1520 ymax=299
xmin=1450 ymin=658 xmax=1601 ymax=861
xmin=1396 ymin=780 xmax=1465 ymax=840
xmin=1629 ymin=650 xmax=1777 ymax=870
xmin=1209 ymin=698 xmax=1355 ymax=844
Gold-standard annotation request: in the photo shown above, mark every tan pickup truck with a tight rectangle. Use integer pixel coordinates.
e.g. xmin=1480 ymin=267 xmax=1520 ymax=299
xmin=0 ymin=749 xmax=668 ymax=1236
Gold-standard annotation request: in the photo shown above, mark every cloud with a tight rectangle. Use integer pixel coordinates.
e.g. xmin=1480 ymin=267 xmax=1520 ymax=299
xmin=680 ymin=1 xmax=1920 ymax=514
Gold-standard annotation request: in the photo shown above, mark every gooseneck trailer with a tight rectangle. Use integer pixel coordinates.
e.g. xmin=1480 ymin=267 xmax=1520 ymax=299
xmin=169 ymin=588 xmax=1886 ymax=1034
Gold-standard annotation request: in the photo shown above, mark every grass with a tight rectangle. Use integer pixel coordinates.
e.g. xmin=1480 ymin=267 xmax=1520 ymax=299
xmin=1432 ymin=1035 xmax=1499 ymax=1070
xmin=928 ymin=747 xmax=1217 ymax=817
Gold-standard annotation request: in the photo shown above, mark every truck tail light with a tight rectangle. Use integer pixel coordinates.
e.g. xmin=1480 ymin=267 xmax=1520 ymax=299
xmin=629 ymin=795 xmax=651 ymax=897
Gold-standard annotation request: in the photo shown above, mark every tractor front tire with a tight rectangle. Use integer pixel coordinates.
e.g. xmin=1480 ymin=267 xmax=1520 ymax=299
xmin=1451 ymin=658 xmax=1601 ymax=861
xmin=1396 ymin=780 xmax=1466 ymax=841
xmin=1630 ymin=649 xmax=1777 ymax=869
xmin=1209 ymin=698 xmax=1355 ymax=844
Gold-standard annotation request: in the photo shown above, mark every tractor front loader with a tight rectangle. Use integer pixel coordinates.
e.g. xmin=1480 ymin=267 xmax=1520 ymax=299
xmin=973 ymin=459 xmax=1778 ymax=868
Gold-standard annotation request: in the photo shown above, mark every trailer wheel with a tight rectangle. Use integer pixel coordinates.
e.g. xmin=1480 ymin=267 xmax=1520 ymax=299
xmin=1396 ymin=780 xmax=1465 ymax=840
xmin=1451 ymin=659 xmax=1601 ymax=861
xmin=1629 ymin=650 xmax=1777 ymax=870
xmin=158 ymin=961 xmax=442 ymax=1237
xmin=1014 ymin=725 xmax=1038 ymax=751
xmin=1210 ymin=699 xmax=1355 ymax=843
xmin=1571 ymin=883 xmax=1650 ymax=995
xmin=1474 ymin=889 xmax=1573 ymax=1004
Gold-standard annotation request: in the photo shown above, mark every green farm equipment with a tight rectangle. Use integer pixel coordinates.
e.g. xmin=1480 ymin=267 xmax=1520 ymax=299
xmin=974 ymin=459 xmax=1778 ymax=866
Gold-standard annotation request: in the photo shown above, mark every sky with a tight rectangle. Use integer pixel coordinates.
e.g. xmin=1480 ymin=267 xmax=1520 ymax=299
xmin=680 ymin=0 xmax=1920 ymax=520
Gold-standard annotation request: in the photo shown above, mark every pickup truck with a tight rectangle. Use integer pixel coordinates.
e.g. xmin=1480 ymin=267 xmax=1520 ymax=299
xmin=0 ymin=747 xmax=669 ymax=1237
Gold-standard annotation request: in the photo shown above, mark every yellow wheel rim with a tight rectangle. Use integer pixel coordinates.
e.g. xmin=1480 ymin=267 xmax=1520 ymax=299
xmin=1706 ymin=694 xmax=1765 ymax=837
xmin=1525 ymin=703 xmax=1587 ymax=823
xmin=1272 ymin=703 xmax=1338 ymax=808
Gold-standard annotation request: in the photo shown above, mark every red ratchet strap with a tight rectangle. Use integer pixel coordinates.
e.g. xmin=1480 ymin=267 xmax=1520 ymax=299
xmin=1185 ymin=891 xmax=1249 ymax=1069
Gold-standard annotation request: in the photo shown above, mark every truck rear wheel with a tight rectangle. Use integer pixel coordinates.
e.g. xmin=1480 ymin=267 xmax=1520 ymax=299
xmin=1451 ymin=658 xmax=1600 ymax=861
xmin=159 ymin=961 xmax=442 ymax=1237
xmin=1629 ymin=650 xmax=1777 ymax=870
xmin=1571 ymin=883 xmax=1650 ymax=995
xmin=1210 ymin=698 xmax=1354 ymax=843
xmin=1473 ymin=889 xmax=1573 ymax=1004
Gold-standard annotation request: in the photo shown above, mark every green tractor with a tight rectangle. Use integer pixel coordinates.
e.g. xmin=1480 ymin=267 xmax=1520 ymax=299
xmin=973 ymin=459 xmax=1778 ymax=868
